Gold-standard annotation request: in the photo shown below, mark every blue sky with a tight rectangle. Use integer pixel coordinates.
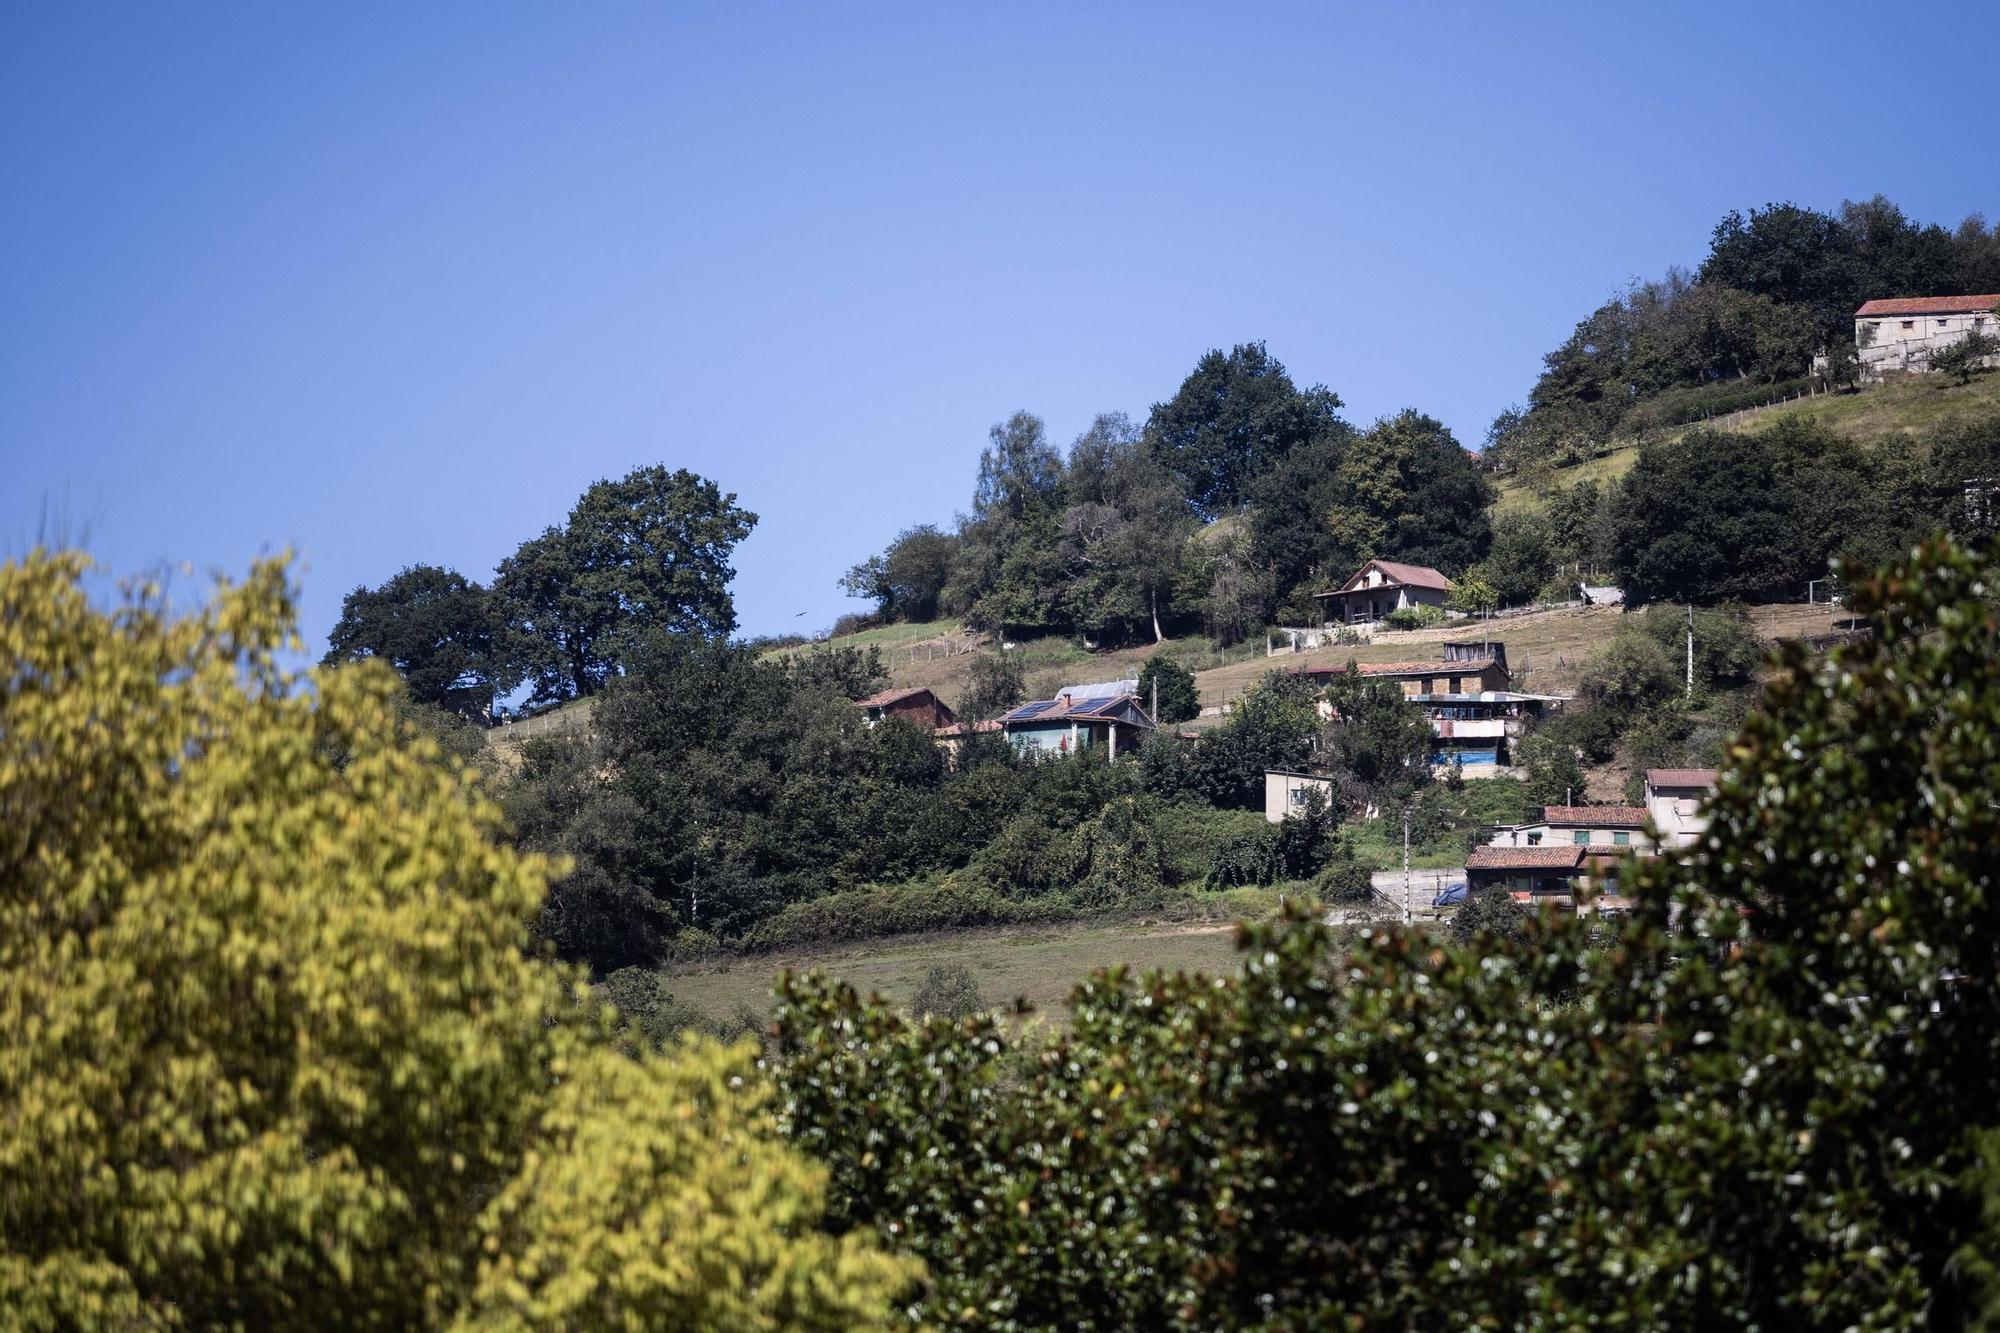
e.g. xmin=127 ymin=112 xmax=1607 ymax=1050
xmin=5 ymin=2 xmax=1997 ymax=648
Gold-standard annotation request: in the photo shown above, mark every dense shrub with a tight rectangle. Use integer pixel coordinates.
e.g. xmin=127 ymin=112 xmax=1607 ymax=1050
xmin=910 ymin=964 xmax=986 ymax=1020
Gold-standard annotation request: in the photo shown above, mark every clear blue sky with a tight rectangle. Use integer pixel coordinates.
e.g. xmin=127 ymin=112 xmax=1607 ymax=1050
xmin=5 ymin=2 xmax=1997 ymax=648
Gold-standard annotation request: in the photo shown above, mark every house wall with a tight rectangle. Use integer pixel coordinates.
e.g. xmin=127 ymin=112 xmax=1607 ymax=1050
xmin=1264 ymin=771 xmax=1336 ymax=824
xmin=1857 ymin=309 xmax=1997 ymax=377
xmin=1493 ymin=821 xmax=1653 ymax=852
xmin=1645 ymin=786 xmax=1708 ymax=847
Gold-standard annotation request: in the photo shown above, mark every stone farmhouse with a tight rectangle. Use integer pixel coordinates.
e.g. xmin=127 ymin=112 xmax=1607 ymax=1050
xmin=1853 ymin=294 xmax=1999 ymax=380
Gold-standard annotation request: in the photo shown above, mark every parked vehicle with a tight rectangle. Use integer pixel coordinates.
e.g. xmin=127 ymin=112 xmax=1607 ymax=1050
xmin=1432 ymin=881 xmax=1468 ymax=907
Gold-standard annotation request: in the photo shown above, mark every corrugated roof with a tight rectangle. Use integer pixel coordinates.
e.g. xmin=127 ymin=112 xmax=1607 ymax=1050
xmin=1646 ymin=768 xmax=1717 ymax=789
xmin=1539 ymin=805 xmax=1649 ymax=827
xmin=1054 ymin=677 xmax=1138 ymax=701
xmin=1467 ymin=845 xmax=1587 ymax=870
xmin=1855 ymin=294 xmax=1999 ymax=317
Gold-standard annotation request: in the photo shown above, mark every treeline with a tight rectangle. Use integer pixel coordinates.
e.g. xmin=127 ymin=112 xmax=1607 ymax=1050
xmin=842 ymin=344 xmax=1491 ymax=643
xmin=1485 ymin=414 xmax=2000 ymax=606
xmin=1492 ymin=195 xmax=2000 ymax=472
xmin=324 ymin=464 xmax=755 ymax=710
xmin=505 ymin=630 xmax=1439 ymax=973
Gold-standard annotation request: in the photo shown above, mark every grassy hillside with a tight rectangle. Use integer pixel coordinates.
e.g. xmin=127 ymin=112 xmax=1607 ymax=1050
xmin=1491 ymin=371 xmax=2000 ymax=518
xmin=758 ymin=617 xmax=968 ymax=664
xmin=661 ymin=917 xmax=1256 ymax=1026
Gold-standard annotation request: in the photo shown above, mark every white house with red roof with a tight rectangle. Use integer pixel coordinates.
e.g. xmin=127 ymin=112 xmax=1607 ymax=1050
xmin=1312 ymin=559 xmax=1453 ymax=626
xmin=1854 ymin=294 xmax=1999 ymax=379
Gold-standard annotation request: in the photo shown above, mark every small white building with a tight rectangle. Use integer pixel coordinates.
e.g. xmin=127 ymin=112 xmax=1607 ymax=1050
xmin=1264 ymin=769 xmax=1338 ymax=823
xmin=1854 ymin=295 xmax=1999 ymax=379
xmin=1644 ymin=768 xmax=1717 ymax=848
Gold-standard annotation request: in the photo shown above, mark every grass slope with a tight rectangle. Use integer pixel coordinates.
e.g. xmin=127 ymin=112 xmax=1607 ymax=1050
xmin=1490 ymin=372 xmax=2000 ymax=518
xmin=661 ymin=918 xmax=1254 ymax=1025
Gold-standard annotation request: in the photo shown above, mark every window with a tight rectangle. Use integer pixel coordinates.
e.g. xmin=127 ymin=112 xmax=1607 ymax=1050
xmin=1938 ymin=318 xmax=1951 ymax=329
xmin=1903 ymin=320 xmax=1916 ymax=330
xmin=1613 ymin=831 xmax=1631 ymax=846
xmin=1289 ymin=786 xmax=1308 ymax=807
xmin=1573 ymin=830 xmax=1590 ymax=845
xmin=1526 ymin=832 xmax=1542 ymax=846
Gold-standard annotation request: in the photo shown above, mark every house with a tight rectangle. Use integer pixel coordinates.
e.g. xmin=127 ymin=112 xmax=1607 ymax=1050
xmin=1264 ymin=769 xmax=1339 ymax=823
xmin=1464 ymin=845 xmax=1587 ymax=901
xmin=1312 ymin=559 xmax=1454 ymax=626
xmin=1299 ymin=641 xmax=1511 ymax=698
xmin=855 ymin=686 xmax=957 ymax=730
xmin=1644 ymin=768 xmax=1716 ymax=848
xmin=1299 ymin=643 xmax=1559 ymax=775
xmin=1487 ymin=805 xmax=1652 ymax=883
xmin=1854 ymin=295 xmax=1999 ymax=380
xmin=1000 ymin=684 xmax=1155 ymax=760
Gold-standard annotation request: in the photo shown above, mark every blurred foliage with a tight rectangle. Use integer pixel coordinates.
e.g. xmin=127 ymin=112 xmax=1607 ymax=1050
xmin=0 ymin=550 xmax=915 ymax=1328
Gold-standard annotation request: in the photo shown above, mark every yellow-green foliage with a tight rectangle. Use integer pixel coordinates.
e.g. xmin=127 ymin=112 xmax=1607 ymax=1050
xmin=0 ymin=551 xmax=917 ymax=1330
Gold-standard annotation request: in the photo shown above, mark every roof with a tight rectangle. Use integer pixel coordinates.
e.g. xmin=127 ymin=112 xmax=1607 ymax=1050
xmin=1539 ymin=805 xmax=1649 ymax=828
xmin=1315 ymin=559 xmax=1453 ymax=598
xmin=1855 ymin=294 xmax=1999 ymax=318
xmin=1646 ymin=768 xmax=1717 ymax=790
xmin=1000 ymin=693 xmax=1155 ymax=727
xmin=855 ymin=686 xmax=935 ymax=710
xmin=1052 ymin=677 xmax=1138 ymax=702
xmin=1466 ymin=845 xmax=1587 ymax=871
xmin=933 ymin=718 xmax=1002 ymax=738
xmin=1301 ymin=658 xmax=1499 ymax=679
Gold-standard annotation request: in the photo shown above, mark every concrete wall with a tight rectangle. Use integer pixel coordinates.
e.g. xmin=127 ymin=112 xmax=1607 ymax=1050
xmin=1857 ymin=310 xmax=1998 ymax=377
xmin=1265 ymin=771 xmax=1336 ymax=823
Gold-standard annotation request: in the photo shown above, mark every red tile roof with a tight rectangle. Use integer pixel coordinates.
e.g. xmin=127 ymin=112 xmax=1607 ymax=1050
xmin=855 ymin=686 xmax=935 ymax=710
xmin=1539 ymin=805 xmax=1649 ymax=827
xmin=1467 ymin=846 xmax=1587 ymax=871
xmin=1855 ymin=295 xmax=1999 ymax=317
xmin=1645 ymin=768 xmax=1716 ymax=790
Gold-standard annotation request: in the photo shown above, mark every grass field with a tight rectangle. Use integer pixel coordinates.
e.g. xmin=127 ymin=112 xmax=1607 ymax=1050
xmin=660 ymin=917 xmax=1259 ymax=1025
xmin=758 ymin=617 xmax=968 ymax=664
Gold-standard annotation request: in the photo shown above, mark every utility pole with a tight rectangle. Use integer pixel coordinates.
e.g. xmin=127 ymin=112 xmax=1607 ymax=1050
xmin=1151 ymin=676 xmax=1159 ymax=723
xmin=1685 ymin=604 xmax=1694 ymax=701
xmin=1402 ymin=806 xmax=1412 ymax=926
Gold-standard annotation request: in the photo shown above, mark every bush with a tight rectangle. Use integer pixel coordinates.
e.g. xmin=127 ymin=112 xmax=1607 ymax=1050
xmin=1205 ymin=822 xmax=1281 ymax=887
xmin=911 ymin=964 xmax=986 ymax=1020
xmin=1447 ymin=887 xmax=1532 ymax=945
xmin=1137 ymin=651 xmax=1202 ymax=723
xmin=1380 ymin=603 xmax=1447 ymax=631
xmin=1311 ymin=844 xmax=1374 ymax=903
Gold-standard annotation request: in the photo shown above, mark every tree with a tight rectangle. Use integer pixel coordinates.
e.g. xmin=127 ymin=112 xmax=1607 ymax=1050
xmin=1136 ymin=651 xmax=1200 ymax=724
xmin=1472 ymin=512 xmax=1556 ymax=608
xmin=1325 ymin=411 xmax=1493 ymax=577
xmin=1145 ymin=343 xmax=1343 ymax=519
xmin=960 ymin=650 xmax=1026 ymax=721
xmin=1932 ymin=329 xmax=1999 ymax=385
xmin=1611 ymin=428 xmax=1796 ymax=603
xmin=0 ymin=550 xmax=915 ymax=1327
xmin=1447 ymin=574 xmax=1498 ymax=616
xmin=844 ymin=524 xmax=961 ymax=623
xmin=495 ymin=466 xmax=756 ymax=704
xmin=1058 ymin=414 xmax=1195 ymax=643
xmin=1320 ymin=666 xmax=1434 ymax=799
xmin=322 ymin=564 xmax=505 ymax=711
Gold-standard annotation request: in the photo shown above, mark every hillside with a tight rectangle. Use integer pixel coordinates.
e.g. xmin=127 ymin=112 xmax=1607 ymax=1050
xmin=1491 ymin=371 xmax=2000 ymax=518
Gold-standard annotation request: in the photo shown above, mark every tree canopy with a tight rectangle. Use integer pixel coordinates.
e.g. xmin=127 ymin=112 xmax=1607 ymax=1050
xmin=495 ymin=465 xmax=755 ymax=704
xmin=322 ymin=563 xmax=505 ymax=710
xmin=1144 ymin=342 xmax=1344 ymax=519
xmin=0 ymin=549 xmax=913 ymax=1328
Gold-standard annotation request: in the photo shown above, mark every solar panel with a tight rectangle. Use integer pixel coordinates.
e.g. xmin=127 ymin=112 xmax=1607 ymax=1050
xmin=1009 ymin=700 xmax=1057 ymax=719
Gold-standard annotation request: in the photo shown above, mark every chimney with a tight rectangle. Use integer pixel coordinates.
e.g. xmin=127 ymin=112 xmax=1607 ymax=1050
xmin=1061 ymin=692 xmax=1072 ymax=707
